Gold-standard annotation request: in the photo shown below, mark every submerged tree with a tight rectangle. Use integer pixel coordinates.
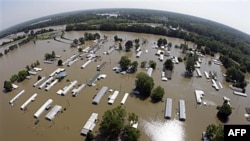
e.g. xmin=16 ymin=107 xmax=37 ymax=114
xmin=119 ymin=56 xmax=131 ymax=71
xmin=135 ymin=72 xmax=154 ymax=97
xmin=151 ymin=86 xmax=165 ymax=102
xmin=4 ymin=80 xmax=13 ymax=92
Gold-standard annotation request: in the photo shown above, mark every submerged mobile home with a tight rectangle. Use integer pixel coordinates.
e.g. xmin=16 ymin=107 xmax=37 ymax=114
xmin=165 ymin=98 xmax=172 ymax=119
xmin=45 ymin=105 xmax=62 ymax=121
xmin=20 ymin=93 xmax=38 ymax=110
xmin=34 ymin=99 xmax=53 ymax=118
xmin=81 ymin=113 xmax=98 ymax=135
xmin=179 ymin=100 xmax=186 ymax=121
xmin=92 ymin=86 xmax=108 ymax=104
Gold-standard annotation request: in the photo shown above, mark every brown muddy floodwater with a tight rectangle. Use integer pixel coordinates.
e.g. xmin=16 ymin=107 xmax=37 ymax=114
xmin=1 ymin=31 xmax=250 ymax=141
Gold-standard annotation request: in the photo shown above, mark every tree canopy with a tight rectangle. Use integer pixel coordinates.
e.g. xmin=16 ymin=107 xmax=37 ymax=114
xmin=185 ymin=58 xmax=195 ymax=76
xmin=125 ymin=40 xmax=133 ymax=52
xmin=99 ymin=106 xmax=140 ymax=141
xmin=135 ymin=72 xmax=154 ymax=97
xmin=206 ymin=124 xmax=224 ymax=141
xmin=164 ymin=59 xmax=174 ymax=71
xmin=151 ymin=86 xmax=165 ymax=102
xmin=119 ymin=56 xmax=131 ymax=71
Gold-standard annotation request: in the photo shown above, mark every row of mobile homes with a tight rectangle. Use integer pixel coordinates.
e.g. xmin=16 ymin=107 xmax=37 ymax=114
xmin=67 ymin=58 xmax=78 ymax=67
xmin=45 ymin=79 xmax=58 ymax=91
xmin=49 ymin=68 xmax=65 ymax=77
xmin=81 ymin=60 xmax=92 ymax=69
xmin=196 ymin=69 xmax=202 ymax=77
xmin=88 ymin=73 xmax=100 ymax=86
xmin=136 ymin=51 xmax=142 ymax=58
xmin=72 ymin=84 xmax=86 ymax=97
xmin=45 ymin=105 xmax=62 ymax=121
xmin=34 ymin=99 xmax=53 ymax=118
xmin=97 ymin=61 xmax=107 ymax=71
xmin=204 ymin=71 xmax=210 ymax=79
xmin=165 ymin=98 xmax=172 ymax=119
xmin=92 ymin=86 xmax=108 ymax=104
xmin=195 ymin=90 xmax=204 ymax=104
xmin=211 ymin=79 xmax=219 ymax=91
xmin=9 ymin=90 xmax=25 ymax=105
xmin=33 ymin=76 xmax=46 ymax=87
xmin=20 ymin=93 xmax=38 ymax=110
xmin=62 ymin=80 xmax=78 ymax=96
xmin=81 ymin=113 xmax=98 ymax=135
xmin=108 ymin=90 xmax=119 ymax=105
xmin=179 ymin=100 xmax=186 ymax=121
xmin=146 ymin=67 xmax=153 ymax=77
xmin=120 ymin=93 xmax=129 ymax=105
xmin=39 ymin=77 xmax=53 ymax=89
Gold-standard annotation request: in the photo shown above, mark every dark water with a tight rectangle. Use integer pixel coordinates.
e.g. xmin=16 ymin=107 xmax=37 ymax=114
xmin=0 ymin=30 xmax=249 ymax=141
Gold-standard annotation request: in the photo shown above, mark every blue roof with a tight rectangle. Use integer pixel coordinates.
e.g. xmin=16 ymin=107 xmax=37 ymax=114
xmin=56 ymin=71 xmax=67 ymax=79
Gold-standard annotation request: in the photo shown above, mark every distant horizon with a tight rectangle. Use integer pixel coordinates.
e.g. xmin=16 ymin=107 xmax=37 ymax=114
xmin=1 ymin=0 xmax=250 ymax=35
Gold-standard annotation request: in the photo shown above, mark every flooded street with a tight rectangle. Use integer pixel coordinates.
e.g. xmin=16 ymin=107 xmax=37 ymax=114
xmin=1 ymin=31 xmax=249 ymax=141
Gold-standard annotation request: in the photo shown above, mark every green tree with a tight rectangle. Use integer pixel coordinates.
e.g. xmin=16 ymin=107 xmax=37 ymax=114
xmin=123 ymin=125 xmax=140 ymax=141
xmin=99 ymin=106 xmax=126 ymax=140
xmin=185 ymin=58 xmax=195 ymax=76
xmin=73 ymin=39 xmax=78 ymax=44
xmin=114 ymin=35 xmax=119 ymax=42
xmin=94 ymin=33 xmax=100 ymax=39
xmin=4 ymin=80 xmax=13 ymax=92
xmin=10 ymin=74 xmax=18 ymax=83
xmin=119 ymin=56 xmax=131 ymax=71
xmin=51 ymin=51 xmax=56 ymax=58
xmin=206 ymin=124 xmax=224 ymax=141
xmin=140 ymin=61 xmax=147 ymax=68
xmin=85 ymin=132 xmax=94 ymax=141
xmin=135 ymin=72 xmax=154 ymax=97
xmin=79 ymin=37 xmax=85 ymax=44
xmin=18 ymin=70 xmax=28 ymax=82
xmin=131 ymin=61 xmax=138 ymax=73
xmin=36 ymin=60 xmax=40 ymax=66
xmin=125 ymin=40 xmax=133 ymax=52
xmin=57 ymin=59 xmax=63 ymax=66
xmin=151 ymin=86 xmax=165 ymax=102
xmin=217 ymin=102 xmax=232 ymax=120
xmin=78 ymin=48 xmax=83 ymax=52
xmin=164 ymin=59 xmax=174 ymax=71
xmin=26 ymin=65 xmax=30 ymax=71
xmin=149 ymin=60 xmax=157 ymax=69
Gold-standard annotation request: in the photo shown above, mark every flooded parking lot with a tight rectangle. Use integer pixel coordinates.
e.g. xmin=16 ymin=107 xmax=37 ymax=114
xmin=0 ymin=30 xmax=249 ymax=141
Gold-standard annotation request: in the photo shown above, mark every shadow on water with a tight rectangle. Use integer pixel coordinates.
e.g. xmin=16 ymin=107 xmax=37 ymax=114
xmin=216 ymin=112 xmax=229 ymax=123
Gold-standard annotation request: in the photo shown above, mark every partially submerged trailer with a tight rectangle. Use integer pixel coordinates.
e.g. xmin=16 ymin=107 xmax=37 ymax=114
xmin=92 ymin=86 xmax=108 ymax=104
xmin=88 ymin=73 xmax=100 ymax=86
xmin=9 ymin=90 xmax=25 ymax=105
xmin=146 ymin=67 xmax=153 ymax=77
xmin=196 ymin=69 xmax=202 ymax=77
xmin=34 ymin=99 xmax=53 ymax=118
xmin=39 ymin=77 xmax=53 ymax=89
xmin=108 ymin=90 xmax=119 ymax=105
xmin=195 ymin=90 xmax=204 ymax=104
xmin=81 ymin=113 xmax=98 ymax=135
xmin=20 ymin=93 xmax=38 ymax=110
xmin=97 ymin=61 xmax=107 ymax=71
xmin=81 ymin=60 xmax=92 ymax=69
xmin=165 ymin=98 xmax=172 ymax=119
xmin=33 ymin=76 xmax=46 ymax=87
xmin=45 ymin=105 xmax=62 ymax=121
xmin=45 ymin=79 xmax=58 ymax=91
xmin=72 ymin=84 xmax=86 ymax=97
xmin=120 ymin=93 xmax=129 ymax=105
xmin=61 ymin=80 xmax=77 ymax=96
xmin=136 ymin=51 xmax=142 ymax=58
xmin=179 ymin=99 xmax=186 ymax=121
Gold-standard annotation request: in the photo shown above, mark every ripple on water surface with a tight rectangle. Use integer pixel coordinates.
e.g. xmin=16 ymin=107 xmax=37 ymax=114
xmin=141 ymin=119 xmax=185 ymax=141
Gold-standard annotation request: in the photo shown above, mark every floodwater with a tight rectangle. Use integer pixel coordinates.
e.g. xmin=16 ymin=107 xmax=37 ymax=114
xmin=0 ymin=30 xmax=250 ymax=141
